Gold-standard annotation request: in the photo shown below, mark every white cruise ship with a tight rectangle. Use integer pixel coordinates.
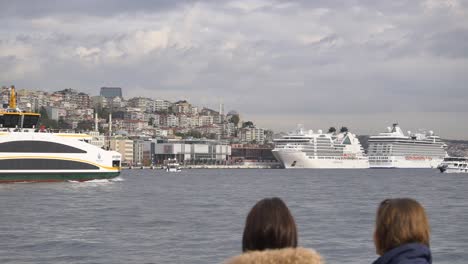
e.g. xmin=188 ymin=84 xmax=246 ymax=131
xmin=368 ymin=124 xmax=447 ymax=168
xmin=272 ymin=126 xmax=369 ymax=169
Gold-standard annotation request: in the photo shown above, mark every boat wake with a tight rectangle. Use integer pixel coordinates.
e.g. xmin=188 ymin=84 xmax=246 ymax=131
xmin=111 ymin=176 xmax=125 ymax=182
xmin=68 ymin=177 xmax=124 ymax=184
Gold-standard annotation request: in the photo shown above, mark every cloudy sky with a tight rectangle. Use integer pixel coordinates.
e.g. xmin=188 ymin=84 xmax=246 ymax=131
xmin=1 ymin=0 xmax=467 ymax=138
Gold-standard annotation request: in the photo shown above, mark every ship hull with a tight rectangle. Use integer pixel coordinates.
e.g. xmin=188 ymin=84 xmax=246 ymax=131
xmin=0 ymin=132 xmax=122 ymax=183
xmin=0 ymin=171 xmax=120 ymax=183
xmin=438 ymin=168 xmax=468 ymax=173
xmin=369 ymin=156 xmax=443 ymax=169
xmin=272 ymin=150 xmax=369 ymax=169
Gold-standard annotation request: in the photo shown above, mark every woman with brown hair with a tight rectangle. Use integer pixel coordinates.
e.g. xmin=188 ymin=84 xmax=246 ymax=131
xmin=226 ymin=197 xmax=323 ymax=264
xmin=373 ymin=198 xmax=432 ymax=264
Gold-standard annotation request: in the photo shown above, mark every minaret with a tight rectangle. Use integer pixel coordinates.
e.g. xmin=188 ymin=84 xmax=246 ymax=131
xmin=109 ymin=113 xmax=112 ymax=136
xmin=219 ymin=102 xmax=224 ymax=115
xmin=95 ymin=113 xmax=99 ymax=132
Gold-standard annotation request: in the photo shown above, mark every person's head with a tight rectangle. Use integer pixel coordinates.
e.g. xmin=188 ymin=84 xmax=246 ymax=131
xmin=374 ymin=198 xmax=430 ymax=255
xmin=242 ymin=197 xmax=297 ymax=252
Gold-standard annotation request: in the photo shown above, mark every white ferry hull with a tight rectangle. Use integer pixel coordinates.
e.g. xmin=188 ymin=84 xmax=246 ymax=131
xmin=273 ymin=150 xmax=369 ymax=169
xmin=0 ymin=132 xmax=121 ymax=183
xmin=369 ymin=156 xmax=443 ymax=169
xmin=439 ymin=168 xmax=468 ymax=173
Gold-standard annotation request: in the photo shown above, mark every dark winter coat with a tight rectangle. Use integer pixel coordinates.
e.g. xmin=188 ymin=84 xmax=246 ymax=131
xmin=373 ymin=243 xmax=432 ymax=264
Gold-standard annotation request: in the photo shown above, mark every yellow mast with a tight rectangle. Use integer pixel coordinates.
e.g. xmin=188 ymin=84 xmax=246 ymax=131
xmin=9 ymin=85 xmax=17 ymax=109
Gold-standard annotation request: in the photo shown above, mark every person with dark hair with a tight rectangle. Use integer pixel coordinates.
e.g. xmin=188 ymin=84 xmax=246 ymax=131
xmin=373 ymin=198 xmax=432 ymax=264
xmin=226 ymin=197 xmax=323 ymax=264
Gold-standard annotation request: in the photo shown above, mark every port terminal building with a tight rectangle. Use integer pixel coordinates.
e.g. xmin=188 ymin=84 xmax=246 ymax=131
xmin=151 ymin=139 xmax=231 ymax=165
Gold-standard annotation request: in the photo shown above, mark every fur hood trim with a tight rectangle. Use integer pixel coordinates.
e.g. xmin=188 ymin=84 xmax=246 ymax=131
xmin=225 ymin=247 xmax=323 ymax=264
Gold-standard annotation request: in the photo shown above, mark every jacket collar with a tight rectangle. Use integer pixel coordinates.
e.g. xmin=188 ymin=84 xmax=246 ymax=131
xmin=373 ymin=243 xmax=432 ymax=264
xmin=226 ymin=247 xmax=323 ymax=264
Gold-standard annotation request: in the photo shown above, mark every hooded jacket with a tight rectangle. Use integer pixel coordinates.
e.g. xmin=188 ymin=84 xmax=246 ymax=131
xmin=373 ymin=243 xmax=432 ymax=264
xmin=225 ymin=247 xmax=323 ymax=264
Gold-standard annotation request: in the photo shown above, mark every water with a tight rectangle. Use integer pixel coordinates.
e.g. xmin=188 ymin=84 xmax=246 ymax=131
xmin=0 ymin=169 xmax=467 ymax=264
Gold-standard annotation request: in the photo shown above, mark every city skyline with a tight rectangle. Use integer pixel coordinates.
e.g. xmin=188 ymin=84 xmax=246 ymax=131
xmin=1 ymin=1 xmax=467 ymax=139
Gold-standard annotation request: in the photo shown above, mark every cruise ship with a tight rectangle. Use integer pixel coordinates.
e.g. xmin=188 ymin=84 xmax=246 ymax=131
xmin=272 ymin=126 xmax=369 ymax=169
xmin=368 ymin=124 xmax=447 ymax=168
xmin=0 ymin=86 xmax=121 ymax=183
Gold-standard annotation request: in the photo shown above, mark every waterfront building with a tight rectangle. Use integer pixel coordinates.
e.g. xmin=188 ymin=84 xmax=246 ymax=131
xmin=152 ymin=139 xmax=231 ymax=164
xmin=133 ymin=139 xmax=145 ymax=166
xmin=231 ymin=144 xmax=277 ymax=162
xmin=109 ymin=136 xmax=134 ymax=165
xmin=142 ymin=141 xmax=153 ymax=165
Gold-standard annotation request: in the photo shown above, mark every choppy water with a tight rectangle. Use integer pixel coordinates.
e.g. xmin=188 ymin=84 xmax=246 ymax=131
xmin=0 ymin=169 xmax=467 ymax=264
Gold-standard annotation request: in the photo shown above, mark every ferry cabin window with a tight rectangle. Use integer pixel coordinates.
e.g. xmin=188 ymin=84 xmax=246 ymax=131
xmin=1 ymin=115 xmax=21 ymax=128
xmin=0 ymin=141 xmax=86 ymax=153
xmin=0 ymin=159 xmax=98 ymax=170
xmin=23 ymin=115 xmax=40 ymax=128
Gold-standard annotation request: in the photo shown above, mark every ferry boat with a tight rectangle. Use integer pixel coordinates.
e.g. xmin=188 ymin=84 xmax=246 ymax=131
xmin=272 ymin=126 xmax=369 ymax=169
xmin=368 ymin=123 xmax=447 ymax=168
xmin=0 ymin=86 xmax=121 ymax=183
xmin=164 ymin=159 xmax=181 ymax=172
xmin=437 ymin=157 xmax=468 ymax=173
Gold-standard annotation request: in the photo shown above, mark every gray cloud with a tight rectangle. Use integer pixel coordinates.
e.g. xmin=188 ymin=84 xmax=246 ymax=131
xmin=0 ymin=0 xmax=200 ymax=18
xmin=0 ymin=0 xmax=467 ymax=138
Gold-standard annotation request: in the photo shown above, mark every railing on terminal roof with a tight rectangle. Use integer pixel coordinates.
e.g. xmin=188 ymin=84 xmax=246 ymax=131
xmin=231 ymin=143 xmax=274 ymax=149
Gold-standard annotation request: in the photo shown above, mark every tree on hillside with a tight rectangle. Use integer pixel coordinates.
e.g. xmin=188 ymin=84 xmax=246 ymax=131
xmin=188 ymin=130 xmax=202 ymax=138
xmin=207 ymin=133 xmax=217 ymax=139
xmin=242 ymin=121 xmax=254 ymax=128
xmin=77 ymin=120 xmax=94 ymax=131
xmin=97 ymin=105 xmax=110 ymax=119
xmin=230 ymin=114 xmax=240 ymax=127
xmin=39 ymin=106 xmax=48 ymax=119
xmin=58 ymin=117 xmax=72 ymax=129
xmin=38 ymin=106 xmax=58 ymax=128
